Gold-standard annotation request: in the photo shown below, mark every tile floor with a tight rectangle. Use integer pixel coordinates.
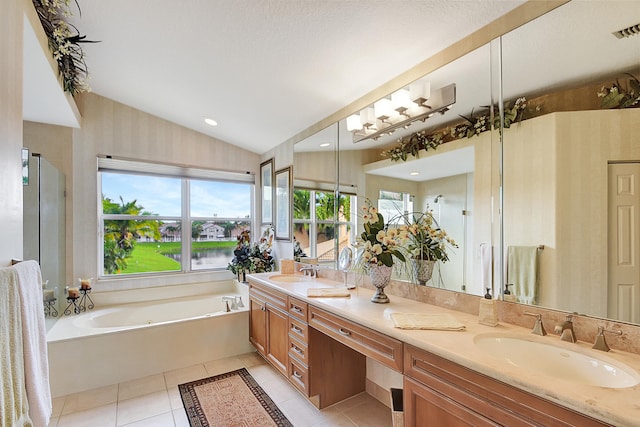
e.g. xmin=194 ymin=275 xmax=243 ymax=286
xmin=47 ymin=352 xmax=393 ymax=427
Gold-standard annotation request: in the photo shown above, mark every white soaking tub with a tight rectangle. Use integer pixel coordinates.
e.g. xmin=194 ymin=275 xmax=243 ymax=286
xmin=46 ymin=280 xmax=253 ymax=397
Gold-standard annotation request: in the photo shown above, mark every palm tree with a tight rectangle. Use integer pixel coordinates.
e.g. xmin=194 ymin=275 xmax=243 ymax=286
xmin=102 ymin=196 xmax=161 ymax=273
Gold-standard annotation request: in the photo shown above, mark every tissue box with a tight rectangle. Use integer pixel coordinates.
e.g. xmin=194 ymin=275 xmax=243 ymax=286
xmin=280 ymin=259 xmax=294 ymax=275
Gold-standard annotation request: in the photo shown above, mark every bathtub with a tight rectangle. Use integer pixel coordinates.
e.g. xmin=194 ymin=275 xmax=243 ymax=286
xmin=46 ymin=280 xmax=253 ymax=397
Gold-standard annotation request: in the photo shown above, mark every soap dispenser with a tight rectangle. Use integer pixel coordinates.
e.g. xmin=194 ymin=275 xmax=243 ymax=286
xmin=503 ymin=284 xmax=516 ymax=303
xmin=479 ymin=288 xmax=499 ymax=327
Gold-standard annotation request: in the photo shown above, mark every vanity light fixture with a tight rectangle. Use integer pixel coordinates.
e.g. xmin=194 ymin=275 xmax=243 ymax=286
xmin=346 ymin=82 xmax=456 ymax=143
xmin=204 ymin=117 xmax=218 ymax=126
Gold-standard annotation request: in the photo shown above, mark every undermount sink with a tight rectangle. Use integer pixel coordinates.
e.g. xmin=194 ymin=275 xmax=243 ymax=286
xmin=474 ymin=334 xmax=640 ymax=389
xmin=268 ymin=274 xmax=313 ymax=283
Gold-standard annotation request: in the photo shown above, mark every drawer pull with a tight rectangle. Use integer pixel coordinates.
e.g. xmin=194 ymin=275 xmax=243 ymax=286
xmin=292 ymin=325 xmax=302 ymax=333
xmin=260 ymin=306 xmax=266 ymax=312
xmin=292 ymin=346 xmax=303 ymax=355
xmin=338 ymin=328 xmax=351 ymax=336
xmin=292 ymin=306 xmax=303 ymax=314
xmin=293 ymin=371 xmax=303 ymax=379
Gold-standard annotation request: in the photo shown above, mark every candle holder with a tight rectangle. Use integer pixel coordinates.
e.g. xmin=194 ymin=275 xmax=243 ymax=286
xmin=78 ymin=287 xmax=94 ymax=311
xmin=44 ymin=298 xmax=58 ymax=317
xmin=64 ymin=296 xmax=81 ymax=315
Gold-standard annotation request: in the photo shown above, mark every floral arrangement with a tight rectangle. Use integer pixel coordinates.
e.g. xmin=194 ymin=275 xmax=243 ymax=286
xmin=357 ymin=200 xmax=407 ymax=267
xmin=399 ymin=211 xmax=458 ymax=262
xmin=293 ymin=238 xmax=307 ymax=262
xmin=32 ymin=0 xmax=96 ymax=95
xmin=227 ymin=228 xmax=275 ymax=276
xmin=598 ymin=73 xmax=640 ymax=109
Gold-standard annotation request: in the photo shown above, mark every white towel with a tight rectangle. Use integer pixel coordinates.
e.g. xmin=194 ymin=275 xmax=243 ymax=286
xmin=507 ymin=246 xmax=539 ymax=305
xmin=478 ymin=243 xmax=492 ymax=292
xmin=307 ymin=288 xmax=351 ymax=298
xmin=14 ymin=261 xmax=51 ymax=427
xmin=0 ymin=267 xmax=32 ymax=427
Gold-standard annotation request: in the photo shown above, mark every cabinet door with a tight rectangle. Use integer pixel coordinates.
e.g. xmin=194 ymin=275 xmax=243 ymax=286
xmin=404 ymin=377 xmax=497 ymax=427
xmin=266 ymin=306 xmax=289 ymax=375
xmin=249 ymin=294 xmax=267 ymax=356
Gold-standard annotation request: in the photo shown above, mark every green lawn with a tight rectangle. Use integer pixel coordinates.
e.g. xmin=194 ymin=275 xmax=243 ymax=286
xmin=118 ymin=241 xmax=237 ymax=274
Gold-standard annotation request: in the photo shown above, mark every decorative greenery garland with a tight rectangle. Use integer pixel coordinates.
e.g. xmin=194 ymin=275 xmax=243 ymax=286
xmin=383 ymin=73 xmax=639 ymax=163
xmin=31 ymin=0 xmax=96 ymax=95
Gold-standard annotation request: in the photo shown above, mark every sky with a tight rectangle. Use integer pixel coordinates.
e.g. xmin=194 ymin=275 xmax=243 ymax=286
xmin=101 ymin=172 xmax=251 ymax=218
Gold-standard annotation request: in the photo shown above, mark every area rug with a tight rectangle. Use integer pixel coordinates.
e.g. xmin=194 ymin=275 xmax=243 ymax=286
xmin=179 ymin=367 xmax=293 ymax=427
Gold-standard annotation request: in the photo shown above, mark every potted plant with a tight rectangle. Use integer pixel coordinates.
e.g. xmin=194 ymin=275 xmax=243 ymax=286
xmin=356 ymin=199 xmax=408 ymax=303
xmin=399 ymin=211 xmax=458 ymax=285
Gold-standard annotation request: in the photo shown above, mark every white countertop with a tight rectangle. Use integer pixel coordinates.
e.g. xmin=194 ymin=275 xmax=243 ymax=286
xmin=249 ymin=272 xmax=640 ymax=427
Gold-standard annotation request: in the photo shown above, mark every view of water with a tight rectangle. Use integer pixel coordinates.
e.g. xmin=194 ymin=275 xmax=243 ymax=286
xmin=165 ymin=247 xmax=235 ymax=270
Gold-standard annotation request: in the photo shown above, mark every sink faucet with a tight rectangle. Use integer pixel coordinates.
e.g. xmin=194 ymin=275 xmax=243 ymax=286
xmin=592 ymin=326 xmax=622 ymax=352
xmin=523 ymin=312 xmax=547 ymax=336
xmin=300 ymin=264 xmax=320 ymax=278
xmin=554 ymin=314 xmax=576 ymax=343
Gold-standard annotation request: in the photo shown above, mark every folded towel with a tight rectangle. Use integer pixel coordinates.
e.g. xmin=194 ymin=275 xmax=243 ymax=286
xmin=0 ymin=267 xmax=32 ymax=427
xmin=307 ymin=288 xmax=351 ymax=298
xmin=390 ymin=313 xmax=466 ymax=331
xmin=14 ymin=261 xmax=51 ymax=427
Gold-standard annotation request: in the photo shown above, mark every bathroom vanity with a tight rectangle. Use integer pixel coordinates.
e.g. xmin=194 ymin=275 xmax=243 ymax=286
xmin=248 ymin=272 xmax=640 ymax=426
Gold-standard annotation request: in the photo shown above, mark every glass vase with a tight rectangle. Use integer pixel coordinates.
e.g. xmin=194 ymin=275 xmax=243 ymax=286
xmin=369 ymin=264 xmax=392 ymax=303
xmin=412 ymin=259 xmax=436 ymax=285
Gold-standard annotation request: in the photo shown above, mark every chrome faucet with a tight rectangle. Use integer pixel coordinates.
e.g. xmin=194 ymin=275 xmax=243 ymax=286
xmin=592 ymin=326 xmax=622 ymax=352
xmin=222 ymin=296 xmax=238 ymax=310
xmin=554 ymin=314 xmax=576 ymax=343
xmin=523 ymin=312 xmax=547 ymax=336
xmin=300 ymin=264 xmax=319 ymax=278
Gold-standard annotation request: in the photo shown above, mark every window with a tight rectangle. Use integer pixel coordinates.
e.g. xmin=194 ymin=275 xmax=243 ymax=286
xmin=293 ymin=187 xmax=355 ymax=264
xmin=99 ymin=158 xmax=253 ymax=277
xmin=378 ymin=190 xmax=413 ymax=221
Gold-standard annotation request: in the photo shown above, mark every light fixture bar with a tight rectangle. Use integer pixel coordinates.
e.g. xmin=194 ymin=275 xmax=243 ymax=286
xmin=352 ymin=83 xmax=456 ymax=143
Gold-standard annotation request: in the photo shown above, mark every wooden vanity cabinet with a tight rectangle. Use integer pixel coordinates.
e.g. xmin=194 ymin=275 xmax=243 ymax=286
xmin=248 ymin=281 xmax=289 ymax=375
xmin=404 ymin=345 xmax=610 ymax=427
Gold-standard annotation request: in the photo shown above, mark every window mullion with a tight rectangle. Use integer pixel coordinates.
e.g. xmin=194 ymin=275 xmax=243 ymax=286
xmin=182 ymin=179 xmax=190 ymax=273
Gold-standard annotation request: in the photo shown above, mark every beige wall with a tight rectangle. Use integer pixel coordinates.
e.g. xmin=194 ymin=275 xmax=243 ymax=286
xmin=69 ymin=93 xmax=260 ymax=287
xmin=504 ymin=109 xmax=640 ymax=317
xmin=0 ymin=0 xmax=24 ymax=265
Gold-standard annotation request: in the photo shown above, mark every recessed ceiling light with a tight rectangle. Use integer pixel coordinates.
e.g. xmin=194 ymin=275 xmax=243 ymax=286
xmin=320 ymin=143 xmax=331 ymax=147
xmin=204 ymin=117 xmax=218 ymax=126
xmin=410 ymin=171 xmax=420 ymax=176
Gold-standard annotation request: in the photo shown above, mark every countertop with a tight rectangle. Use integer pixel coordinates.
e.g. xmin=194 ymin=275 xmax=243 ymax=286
xmin=249 ymin=272 xmax=640 ymax=427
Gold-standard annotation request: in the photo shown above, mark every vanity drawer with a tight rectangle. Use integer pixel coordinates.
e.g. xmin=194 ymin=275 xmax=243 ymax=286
xmin=288 ymin=335 xmax=309 ymax=365
xmin=249 ymin=281 xmax=287 ymax=311
xmin=288 ymin=297 xmax=308 ymax=322
xmin=287 ymin=356 xmax=309 ymax=396
xmin=289 ymin=317 xmax=308 ymax=343
xmin=308 ymin=306 xmax=403 ymax=372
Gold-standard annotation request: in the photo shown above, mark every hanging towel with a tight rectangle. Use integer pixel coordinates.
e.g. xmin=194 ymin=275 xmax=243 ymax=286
xmin=14 ymin=261 xmax=51 ymax=427
xmin=507 ymin=246 xmax=540 ymax=305
xmin=0 ymin=267 xmax=32 ymax=427
xmin=478 ymin=243 xmax=493 ymax=292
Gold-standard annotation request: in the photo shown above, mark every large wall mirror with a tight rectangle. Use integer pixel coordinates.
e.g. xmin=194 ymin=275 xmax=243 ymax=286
xmin=501 ymin=1 xmax=640 ymax=325
xmin=291 ymin=0 xmax=640 ymax=326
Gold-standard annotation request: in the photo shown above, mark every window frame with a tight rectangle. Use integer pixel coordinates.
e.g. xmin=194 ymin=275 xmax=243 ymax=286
xmin=98 ymin=157 xmax=255 ymax=280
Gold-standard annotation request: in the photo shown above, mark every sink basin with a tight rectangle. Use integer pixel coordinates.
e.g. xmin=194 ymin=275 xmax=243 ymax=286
xmin=268 ymin=274 xmax=312 ymax=283
xmin=474 ymin=334 xmax=640 ymax=389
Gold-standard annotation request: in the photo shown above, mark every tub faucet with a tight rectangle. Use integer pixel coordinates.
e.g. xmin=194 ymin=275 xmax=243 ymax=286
xmin=554 ymin=314 xmax=576 ymax=343
xmin=222 ymin=296 xmax=237 ymax=310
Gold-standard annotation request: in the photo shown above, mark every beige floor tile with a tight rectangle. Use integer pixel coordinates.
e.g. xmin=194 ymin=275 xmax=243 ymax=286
xmin=163 ymin=364 xmax=207 ymax=388
xmin=203 ymin=355 xmax=244 ymax=376
xmin=172 ymin=408 xmax=190 ymax=427
xmin=342 ymin=395 xmax=392 ymax=427
xmin=119 ymin=411 xmax=174 ymax=427
xmin=278 ymin=395 xmax=336 ymax=427
xmin=118 ymin=374 xmax=166 ymax=401
xmin=57 ymin=402 xmax=117 ymax=427
xmin=47 ymin=416 xmax=59 ymax=427
xmin=246 ymin=363 xmax=283 ymax=385
xmin=256 ymin=374 xmax=303 ymax=404
xmin=116 ymin=390 xmax=171 ymax=426
xmin=52 ymin=395 xmax=66 ymax=417
xmin=238 ymin=351 xmax=266 ymax=367
xmin=167 ymin=387 xmax=184 ymax=410
xmin=62 ymin=384 xmax=118 ymax=415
